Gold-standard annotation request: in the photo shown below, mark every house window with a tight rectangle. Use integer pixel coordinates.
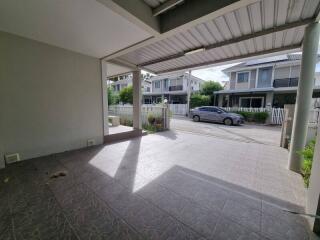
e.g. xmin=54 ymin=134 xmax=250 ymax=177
xmin=155 ymin=81 xmax=161 ymax=88
xmin=237 ymin=72 xmax=249 ymax=83
xmin=164 ymin=79 xmax=169 ymax=89
xmin=239 ymin=97 xmax=264 ymax=108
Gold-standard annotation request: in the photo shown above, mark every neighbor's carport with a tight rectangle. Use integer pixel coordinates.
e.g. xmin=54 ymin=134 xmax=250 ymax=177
xmin=101 ymin=0 xmax=320 ymax=233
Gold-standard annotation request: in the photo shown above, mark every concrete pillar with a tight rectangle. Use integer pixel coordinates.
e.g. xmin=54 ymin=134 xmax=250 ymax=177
xmin=132 ymin=70 xmax=142 ymax=130
xmin=101 ymin=60 xmax=109 ymax=135
xmin=288 ymin=22 xmax=320 ymax=172
xmin=307 ymin=120 xmax=320 ymax=234
xmin=218 ymin=94 xmax=223 ymax=107
xmin=186 ymin=70 xmax=192 ymax=113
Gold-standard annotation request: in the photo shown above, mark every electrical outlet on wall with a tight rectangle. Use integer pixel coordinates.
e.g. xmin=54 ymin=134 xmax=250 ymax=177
xmin=5 ymin=153 xmax=20 ymax=164
xmin=87 ymin=139 xmax=95 ymax=147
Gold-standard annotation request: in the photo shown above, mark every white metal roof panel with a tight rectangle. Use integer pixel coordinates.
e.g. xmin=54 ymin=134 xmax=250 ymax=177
xmin=115 ymin=0 xmax=320 ymax=74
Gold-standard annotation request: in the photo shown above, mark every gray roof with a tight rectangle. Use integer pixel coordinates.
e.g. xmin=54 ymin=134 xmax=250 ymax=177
xmin=149 ymin=72 xmax=204 ymax=82
xmin=222 ymin=54 xmax=320 ymax=73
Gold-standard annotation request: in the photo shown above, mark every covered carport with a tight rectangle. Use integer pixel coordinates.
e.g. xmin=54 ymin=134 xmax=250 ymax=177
xmin=101 ymin=0 xmax=320 ymax=234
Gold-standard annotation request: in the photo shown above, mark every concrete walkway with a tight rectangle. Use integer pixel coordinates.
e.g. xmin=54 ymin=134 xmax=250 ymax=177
xmin=0 ymin=127 xmax=314 ymax=239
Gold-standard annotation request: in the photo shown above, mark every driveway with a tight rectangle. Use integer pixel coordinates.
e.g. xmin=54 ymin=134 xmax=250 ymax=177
xmin=171 ymin=116 xmax=282 ymax=146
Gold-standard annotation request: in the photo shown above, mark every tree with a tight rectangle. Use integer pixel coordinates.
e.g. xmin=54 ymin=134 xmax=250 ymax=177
xmin=119 ymin=85 xmax=133 ymax=104
xmin=199 ymin=81 xmax=223 ymax=105
xmin=107 ymin=87 xmax=119 ymax=105
xmin=190 ymin=94 xmax=210 ymax=108
xmin=200 ymin=81 xmax=223 ymax=95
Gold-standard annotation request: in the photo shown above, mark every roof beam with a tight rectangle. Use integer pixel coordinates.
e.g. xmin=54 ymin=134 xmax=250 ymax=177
xmin=97 ymin=0 xmax=160 ymax=36
xmin=138 ymin=18 xmax=314 ymax=67
xmin=153 ymin=0 xmax=184 ymax=16
xmin=155 ymin=44 xmax=301 ymax=74
xmin=159 ymin=0 xmax=239 ymax=32
xmin=102 ymin=0 xmax=259 ymax=61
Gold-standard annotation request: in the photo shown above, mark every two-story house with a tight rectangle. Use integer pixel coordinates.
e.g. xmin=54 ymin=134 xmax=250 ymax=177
xmin=143 ymin=72 xmax=204 ymax=104
xmin=215 ymin=54 xmax=320 ymax=108
xmin=108 ymin=73 xmax=151 ymax=94
xmin=109 ymin=72 xmax=204 ymax=104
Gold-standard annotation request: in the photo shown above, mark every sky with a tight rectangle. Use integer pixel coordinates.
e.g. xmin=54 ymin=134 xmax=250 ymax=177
xmin=192 ymin=63 xmax=239 ymax=83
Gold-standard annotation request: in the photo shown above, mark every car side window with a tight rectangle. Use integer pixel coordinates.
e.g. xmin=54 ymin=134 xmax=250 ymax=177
xmin=199 ymin=107 xmax=209 ymax=111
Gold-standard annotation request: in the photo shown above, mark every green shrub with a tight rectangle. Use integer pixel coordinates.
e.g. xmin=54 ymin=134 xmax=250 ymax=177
xmin=234 ymin=111 xmax=268 ymax=123
xmin=145 ymin=114 xmax=164 ymax=132
xmin=299 ymin=139 xmax=316 ymax=187
xmin=253 ymin=112 xmax=269 ymax=123
xmin=142 ymin=123 xmax=157 ymax=133
xmin=235 ymin=111 xmax=254 ymax=121
xmin=190 ymin=94 xmax=210 ymax=108
xmin=147 ymin=114 xmax=155 ymax=125
xmin=120 ymin=118 xmax=133 ymax=127
xmin=119 ymin=86 xmax=133 ymax=104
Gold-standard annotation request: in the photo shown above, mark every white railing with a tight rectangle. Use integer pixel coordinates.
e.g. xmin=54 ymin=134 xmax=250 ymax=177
xmin=221 ymin=107 xmax=267 ymax=112
xmin=272 ymin=108 xmax=320 ymax=125
xmin=108 ymin=104 xmax=170 ymax=129
xmin=271 ymin=108 xmax=285 ymax=125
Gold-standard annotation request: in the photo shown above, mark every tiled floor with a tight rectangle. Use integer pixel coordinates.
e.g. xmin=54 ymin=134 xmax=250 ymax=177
xmin=0 ymin=129 xmax=316 ymax=239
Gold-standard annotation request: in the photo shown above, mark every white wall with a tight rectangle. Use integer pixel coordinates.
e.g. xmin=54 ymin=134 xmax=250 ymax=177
xmin=0 ymin=31 xmax=103 ymax=166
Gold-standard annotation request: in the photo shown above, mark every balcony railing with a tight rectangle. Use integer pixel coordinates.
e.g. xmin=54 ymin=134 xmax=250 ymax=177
xmin=169 ymin=85 xmax=183 ymax=91
xmin=273 ymin=78 xmax=299 ymax=88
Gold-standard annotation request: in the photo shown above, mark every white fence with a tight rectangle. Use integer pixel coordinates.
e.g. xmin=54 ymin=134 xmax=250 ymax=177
xmin=168 ymin=104 xmax=188 ymax=115
xmin=108 ymin=104 xmax=170 ymax=129
xmin=221 ymin=107 xmax=320 ymax=125
xmin=221 ymin=107 xmax=267 ymax=113
xmin=271 ymin=108 xmax=285 ymax=125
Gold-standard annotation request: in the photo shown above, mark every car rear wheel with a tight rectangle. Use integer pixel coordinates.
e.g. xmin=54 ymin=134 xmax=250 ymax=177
xmin=224 ymin=118 xmax=233 ymax=126
xmin=193 ymin=115 xmax=200 ymax=122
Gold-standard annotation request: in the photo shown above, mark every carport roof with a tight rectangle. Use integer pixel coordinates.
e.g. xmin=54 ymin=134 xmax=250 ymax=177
xmin=104 ymin=0 xmax=320 ymax=75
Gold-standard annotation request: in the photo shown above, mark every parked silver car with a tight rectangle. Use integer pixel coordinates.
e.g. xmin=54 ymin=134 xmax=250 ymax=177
xmin=189 ymin=106 xmax=244 ymax=125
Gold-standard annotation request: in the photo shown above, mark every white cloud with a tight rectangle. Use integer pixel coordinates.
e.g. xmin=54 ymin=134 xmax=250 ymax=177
xmin=191 ymin=63 xmax=240 ymax=83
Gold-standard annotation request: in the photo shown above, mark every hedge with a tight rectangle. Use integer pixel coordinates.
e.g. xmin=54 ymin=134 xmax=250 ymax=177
xmin=234 ymin=111 xmax=269 ymax=123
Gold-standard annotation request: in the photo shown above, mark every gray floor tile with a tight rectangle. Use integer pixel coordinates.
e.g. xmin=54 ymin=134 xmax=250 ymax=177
xmin=222 ymin=199 xmax=261 ymax=232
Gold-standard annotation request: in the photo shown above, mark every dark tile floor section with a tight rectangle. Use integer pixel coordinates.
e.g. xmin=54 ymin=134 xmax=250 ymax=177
xmin=0 ymin=145 xmax=315 ymax=240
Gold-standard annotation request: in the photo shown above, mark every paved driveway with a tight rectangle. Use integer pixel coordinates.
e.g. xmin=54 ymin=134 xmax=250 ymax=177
xmin=171 ymin=116 xmax=282 ymax=146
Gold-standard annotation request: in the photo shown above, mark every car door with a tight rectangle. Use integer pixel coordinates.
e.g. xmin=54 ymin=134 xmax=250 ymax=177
xmin=207 ymin=107 xmax=219 ymax=122
xmin=198 ymin=107 xmax=210 ymax=120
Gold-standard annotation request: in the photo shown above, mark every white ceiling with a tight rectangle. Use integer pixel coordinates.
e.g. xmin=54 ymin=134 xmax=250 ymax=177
xmin=0 ymin=0 xmax=151 ymax=58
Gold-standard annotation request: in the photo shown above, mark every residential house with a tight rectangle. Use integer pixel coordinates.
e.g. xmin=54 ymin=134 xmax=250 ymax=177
xmin=109 ymin=72 xmax=204 ymax=104
xmin=143 ymin=72 xmax=204 ymax=104
xmin=108 ymin=73 xmax=151 ymax=94
xmin=215 ymin=54 xmax=320 ymax=108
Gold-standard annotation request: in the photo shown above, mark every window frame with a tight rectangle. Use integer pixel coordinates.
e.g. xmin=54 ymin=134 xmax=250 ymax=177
xmin=236 ymin=71 xmax=250 ymax=84
xmin=154 ymin=80 xmax=161 ymax=89
xmin=239 ymin=96 xmax=264 ymax=108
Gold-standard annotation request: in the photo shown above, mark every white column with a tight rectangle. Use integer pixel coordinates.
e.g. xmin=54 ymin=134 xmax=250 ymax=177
xmin=132 ymin=70 xmax=142 ymax=130
xmin=101 ymin=60 xmax=109 ymax=135
xmin=288 ymin=22 xmax=320 ymax=172
xmin=186 ymin=70 xmax=192 ymax=113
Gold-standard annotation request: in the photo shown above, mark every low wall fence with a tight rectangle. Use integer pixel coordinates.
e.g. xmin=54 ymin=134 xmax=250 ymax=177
xmin=108 ymin=104 xmax=170 ymax=130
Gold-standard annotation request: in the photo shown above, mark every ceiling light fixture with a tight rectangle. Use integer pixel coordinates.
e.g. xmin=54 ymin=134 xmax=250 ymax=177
xmin=184 ymin=47 xmax=205 ymax=55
